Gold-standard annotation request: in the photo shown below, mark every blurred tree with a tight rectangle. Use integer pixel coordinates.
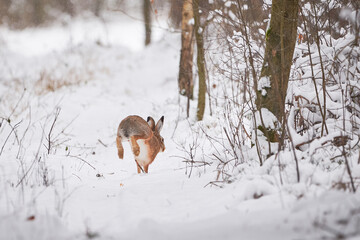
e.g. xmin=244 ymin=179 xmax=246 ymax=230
xmin=94 ymin=0 xmax=104 ymax=17
xmin=60 ymin=0 xmax=75 ymax=17
xmin=0 ymin=0 xmax=11 ymax=24
xmin=169 ymin=0 xmax=183 ymax=28
xmin=256 ymin=0 xmax=299 ymax=125
xmin=178 ymin=0 xmax=194 ymax=116
xmin=144 ymin=0 xmax=152 ymax=46
xmin=31 ymin=0 xmax=45 ymax=26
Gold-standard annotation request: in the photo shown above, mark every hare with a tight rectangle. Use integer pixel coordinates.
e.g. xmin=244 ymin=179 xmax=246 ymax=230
xmin=116 ymin=115 xmax=165 ymax=173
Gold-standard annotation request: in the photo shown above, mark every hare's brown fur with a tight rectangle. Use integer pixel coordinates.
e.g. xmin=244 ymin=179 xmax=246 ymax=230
xmin=116 ymin=115 xmax=165 ymax=173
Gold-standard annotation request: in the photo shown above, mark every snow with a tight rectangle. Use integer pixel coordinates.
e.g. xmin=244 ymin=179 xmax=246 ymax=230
xmin=257 ymin=76 xmax=271 ymax=96
xmin=0 ymin=7 xmax=360 ymax=240
xmin=224 ymin=1 xmax=232 ymax=8
xmin=0 ymin=14 xmax=165 ymax=56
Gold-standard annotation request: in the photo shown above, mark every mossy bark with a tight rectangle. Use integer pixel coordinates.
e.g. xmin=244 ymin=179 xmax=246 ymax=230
xmin=256 ymin=0 xmax=299 ymax=122
xmin=193 ymin=0 xmax=206 ymax=121
xmin=178 ymin=0 xmax=194 ymax=99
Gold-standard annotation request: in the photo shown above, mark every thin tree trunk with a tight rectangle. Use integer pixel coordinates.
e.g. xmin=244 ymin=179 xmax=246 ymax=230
xmin=178 ymin=0 xmax=194 ymax=100
xmin=143 ymin=0 xmax=151 ymax=46
xmin=311 ymin=2 xmax=328 ymax=136
xmin=256 ymin=0 xmax=299 ymax=123
xmin=352 ymin=1 xmax=359 ymax=46
xmin=193 ymin=0 xmax=206 ymax=121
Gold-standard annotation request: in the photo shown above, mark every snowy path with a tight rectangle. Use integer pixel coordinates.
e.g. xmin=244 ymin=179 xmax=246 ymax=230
xmin=38 ymin=36 xmax=301 ymax=239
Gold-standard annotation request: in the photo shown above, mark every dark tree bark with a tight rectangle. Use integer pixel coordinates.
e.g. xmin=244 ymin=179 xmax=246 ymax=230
xmin=193 ymin=0 xmax=206 ymax=121
xmin=178 ymin=0 xmax=194 ymax=102
xmin=256 ymin=0 xmax=299 ymax=123
xmin=143 ymin=0 xmax=152 ymax=46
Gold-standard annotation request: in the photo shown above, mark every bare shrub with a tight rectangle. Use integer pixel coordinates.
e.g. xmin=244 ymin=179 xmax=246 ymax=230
xmin=175 ymin=122 xmax=212 ymax=178
xmin=34 ymin=56 xmax=95 ymax=95
xmin=0 ymin=0 xmax=108 ymax=29
xmin=176 ymin=0 xmax=360 ymax=190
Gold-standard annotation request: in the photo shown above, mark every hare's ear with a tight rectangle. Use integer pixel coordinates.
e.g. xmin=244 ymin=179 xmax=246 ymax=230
xmin=155 ymin=116 xmax=164 ymax=132
xmin=147 ymin=116 xmax=155 ymax=131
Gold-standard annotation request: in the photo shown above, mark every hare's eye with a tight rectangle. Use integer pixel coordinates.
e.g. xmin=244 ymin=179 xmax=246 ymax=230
xmin=161 ymin=137 xmax=164 ymax=143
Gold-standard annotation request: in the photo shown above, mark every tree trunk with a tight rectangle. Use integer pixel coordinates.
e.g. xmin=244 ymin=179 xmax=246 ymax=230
xmin=256 ymin=0 xmax=299 ymax=123
xmin=61 ymin=0 xmax=75 ymax=17
xmin=94 ymin=0 xmax=104 ymax=17
xmin=31 ymin=0 xmax=45 ymax=26
xmin=143 ymin=0 xmax=152 ymax=46
xmin=193 ymin=0 xmax=206 ymax=121
xmin=178 ymin=0 xmax=194 ymax=99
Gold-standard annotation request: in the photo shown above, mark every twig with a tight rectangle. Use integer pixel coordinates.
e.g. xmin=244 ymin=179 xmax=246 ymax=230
xmin=135 ymin=159 xmax=144 ymax=173
xmin=299 ymin=6 xmax=328 ymax=136
xmin=16 ymin=156 xmax=40 ymax=187
xmin=286 ymin=112 xmax=300 ymax=183
xmin=0 ymin=120 xmax=22 ymax=156
xmin=68 ymin=155 xmax=96 ymax=170
xmin=97 ymin=139 xmax=108 ymax=147
xmin=46 ymin=108 xmax=61 ymax=154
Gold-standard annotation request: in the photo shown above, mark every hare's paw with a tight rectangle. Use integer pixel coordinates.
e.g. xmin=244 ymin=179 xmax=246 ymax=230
xmin=133 ymin=146 xmax=140 ymax=156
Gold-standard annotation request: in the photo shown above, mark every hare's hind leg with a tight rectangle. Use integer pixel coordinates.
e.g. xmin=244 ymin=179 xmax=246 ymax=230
xmin=116 ymin=136 xmax=124 ymax=159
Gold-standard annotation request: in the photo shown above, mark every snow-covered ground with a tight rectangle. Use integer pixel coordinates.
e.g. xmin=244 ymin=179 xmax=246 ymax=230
xmin=0 ymin=11 xmax=360 ymax=240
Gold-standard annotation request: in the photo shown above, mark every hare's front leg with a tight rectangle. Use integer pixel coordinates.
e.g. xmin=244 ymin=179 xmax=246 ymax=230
xmin=130 ymin=136 xmax=141 ymax=156
xmin=135 ymin=159 xmax=144 ymax=173
xmin=136 ymin=162 xmax=142 ymax=174
xmin=144 ymin=164 xmax=149 ymax=173
xmin=116 ymin=136 xmax=124 ymax=159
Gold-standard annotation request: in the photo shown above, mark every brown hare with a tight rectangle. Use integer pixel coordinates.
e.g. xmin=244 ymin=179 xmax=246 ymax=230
xmin=116 ymin=115 xmax=165 ymax=173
